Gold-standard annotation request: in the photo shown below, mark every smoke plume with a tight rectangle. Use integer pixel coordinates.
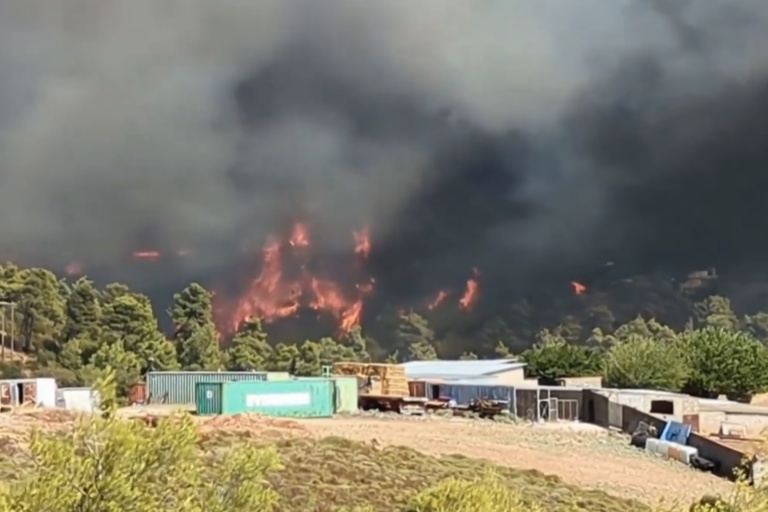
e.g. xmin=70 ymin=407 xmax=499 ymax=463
xmin=0 ymin=0 xmax=767 ymax=301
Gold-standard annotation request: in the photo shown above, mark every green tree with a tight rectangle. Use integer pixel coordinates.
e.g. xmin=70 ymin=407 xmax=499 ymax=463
xmin=694 ymin=296 xmax=740 ymax=331
xmin=396 ymin=312 xmax=435 ymax=350
xmin=408 ymin=340 xmax=438 ymax=361
xmin=62 ymin=277 xmax=102 ymax=343
xmin=177 ymin=324 xmax=222 ymax=371
xmin=680 ymin=327 xmax=768 ymax=399
xmin=522 ymin=331 xmax=603 ymax=381
xmin=603 ymin=335 xmax=689 ymax=390
xmin=0 ymin=370 xmax=281 ymax=512
xmin=269 ymin=343 xmax=300 ymax=372
xmin=459 ymin=351 xmax=478 ymax=360
xmin=228 ymin=317 xmax=273 ymax=371
xmin=295 ymin=338 xmax=355 ymax=375
xmin=172 ymin=284 xmax=222 ymax=370
xmin=84 ymin=335 xmax=142 ymax=398
xmin=14 ymin=267 xmax=67 ymax=353
xmin=101 ymin=282 xmax=131 ymax=306
xmin=341 ymin=325 xmax=372 ymax=362
xmin=0 ymin=361 xmax=24 ymax=379
xmin=493 ymin=340 xmax=513 ymax=358
xmin=102 ymin=293 xmax=178 ymax=371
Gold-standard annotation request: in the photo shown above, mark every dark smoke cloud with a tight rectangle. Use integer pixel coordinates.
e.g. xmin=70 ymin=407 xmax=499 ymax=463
xmin=0 ymin=0 xmax=767 ymax=301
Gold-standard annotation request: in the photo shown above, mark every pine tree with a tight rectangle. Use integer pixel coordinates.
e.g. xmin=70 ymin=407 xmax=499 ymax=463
xmin=171 ymin=284 xmax=222 ymax=370
xmin=228 ymin=317 xmax=272 ymax=371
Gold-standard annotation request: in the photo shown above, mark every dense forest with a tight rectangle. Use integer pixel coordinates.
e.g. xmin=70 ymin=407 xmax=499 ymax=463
xmin=2 ymin=261 xmax=768 ymax=400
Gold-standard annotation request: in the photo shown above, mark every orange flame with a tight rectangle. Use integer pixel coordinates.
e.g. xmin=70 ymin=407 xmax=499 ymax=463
xmin=353 ymin=228 xmax=371 ymax=258
xmin=459 ymin=268 xmax=479 ymax=310
xmin=222 ymin=222 xmax=374 ymax=334
xmin=428 ymin=290 xmax=449 ymax=310
xmin=289 ymin=223 xmax=310 ymax=247
xmin=571 ymin=281 xmax=586 ymax=295
xmin=133 ymin=250 xmax=160 ymax=260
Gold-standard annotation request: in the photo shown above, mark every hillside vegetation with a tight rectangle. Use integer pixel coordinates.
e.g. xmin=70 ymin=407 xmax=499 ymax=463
xmin=2 ymin=263 xmax=768 ymax=404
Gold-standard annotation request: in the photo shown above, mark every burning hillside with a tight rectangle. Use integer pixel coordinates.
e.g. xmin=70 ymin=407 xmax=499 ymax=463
xmin=211 ymin=222 xmax=480 ymax=334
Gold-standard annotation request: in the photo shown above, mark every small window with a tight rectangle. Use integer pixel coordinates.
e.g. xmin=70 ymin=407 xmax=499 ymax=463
xmin=650 ymin=399 xmax=674 ymax=415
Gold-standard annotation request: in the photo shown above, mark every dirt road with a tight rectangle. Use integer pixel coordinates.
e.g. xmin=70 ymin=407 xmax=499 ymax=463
xmin=294 ymin=415 xmax=732 ymax=505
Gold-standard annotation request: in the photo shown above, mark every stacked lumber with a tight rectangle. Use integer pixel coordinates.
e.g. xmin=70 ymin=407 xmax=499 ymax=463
xmin=331 ymin=362 xmax=409 ymax=397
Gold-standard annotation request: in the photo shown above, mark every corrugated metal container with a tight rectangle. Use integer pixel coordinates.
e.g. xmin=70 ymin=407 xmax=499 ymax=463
xmin=197 ymin=379 xmax=334 ymax=417
xmin=332 ymin=376 xmax=359 ymax=413
xmin=147 ymin=371 xmax=267 ymax=405
xmin=265 ymin=372 xmax=291 ymax=381
xmin=195 ymin=382 xmax=224 ymax=415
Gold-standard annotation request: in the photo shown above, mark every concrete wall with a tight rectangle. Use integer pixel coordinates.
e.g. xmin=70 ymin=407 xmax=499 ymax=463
xmin=584 ymin=389 xmax=610 ymax=427
xmin=699 ymin=410 xmax=768 ymax=436
xmin=621 ymin=406 xmax=668 ymax=436
xmin=597 ymin=389 xmax=699 ymax=420
xmin=687 ymin=433 xmax=751 ymax=479
xmin=557 ymin=376 xmax=603 ymax=388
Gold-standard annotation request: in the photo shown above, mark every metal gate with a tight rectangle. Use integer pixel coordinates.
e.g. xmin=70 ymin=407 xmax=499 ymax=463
xmin=557 ymin=399 xmax=579 ymax=421
xmin=538 ymin=398 xmax=558 ymax=421
xmin=537 ymin=398 xmax=580 ymax=422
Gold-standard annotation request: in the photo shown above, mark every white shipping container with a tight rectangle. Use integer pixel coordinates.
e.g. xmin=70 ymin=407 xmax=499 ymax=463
xmin=0 ymin=378 xmax=57 ymax=407
xmin=56 ymin=387 xmax=100 ymax=413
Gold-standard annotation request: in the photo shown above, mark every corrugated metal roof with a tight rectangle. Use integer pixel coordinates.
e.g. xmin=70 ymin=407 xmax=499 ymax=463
xmin=432 ymin=377 xmax=510 ymax=386
xmin=401 ymin=359 xmax=525 ymax=379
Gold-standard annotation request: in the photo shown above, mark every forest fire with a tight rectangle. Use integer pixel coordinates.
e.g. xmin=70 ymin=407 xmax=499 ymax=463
xmin=59 ymin=222 xmax=495 ymax=335
xmin=218 ymin=222 xmax=375 ymax=334
xmin=213 ymin=222 xmax=486 ymax=334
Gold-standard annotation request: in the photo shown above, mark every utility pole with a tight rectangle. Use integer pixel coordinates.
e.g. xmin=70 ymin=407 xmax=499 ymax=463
xmin=0 ymin=301 xmax=16 ymax=362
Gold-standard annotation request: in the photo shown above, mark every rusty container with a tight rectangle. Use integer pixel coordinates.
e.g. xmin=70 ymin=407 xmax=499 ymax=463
xmin=128 ymin=382 xmax=147 ymax=405
xmin=408 ymin=380 xmax=426 ymax=397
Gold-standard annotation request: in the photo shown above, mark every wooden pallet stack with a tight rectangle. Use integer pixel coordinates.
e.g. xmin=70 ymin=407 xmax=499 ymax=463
xmin=331 ymin=362 xmax=409 ymax=397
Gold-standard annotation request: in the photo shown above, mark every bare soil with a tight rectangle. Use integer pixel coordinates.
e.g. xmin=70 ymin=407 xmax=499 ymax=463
xmin=293 ymin=415 xmax=732 ymax=505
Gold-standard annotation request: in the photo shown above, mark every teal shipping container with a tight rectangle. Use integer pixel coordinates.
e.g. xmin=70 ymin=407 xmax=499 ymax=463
xmin=332 ymin=376 xmax=359 ymax=413
xmin=147 ymin=371 xmax=267 ymax=405
xmin=265 ymin=372 xmax=291 ymax=381
xmin=195 ymin=379 xmax=334 ymax=417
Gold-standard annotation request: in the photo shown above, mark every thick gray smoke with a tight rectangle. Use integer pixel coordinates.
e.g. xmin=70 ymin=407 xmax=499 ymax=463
xmin=0 ymin=0 xmax=767 ymax=298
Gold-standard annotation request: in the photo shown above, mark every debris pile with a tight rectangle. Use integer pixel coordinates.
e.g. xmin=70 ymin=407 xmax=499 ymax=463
xmin=199 ymin=413 xmax=306 ymax=433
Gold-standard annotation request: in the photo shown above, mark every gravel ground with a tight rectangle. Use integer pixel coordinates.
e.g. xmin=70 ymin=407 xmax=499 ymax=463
xmin=293 ymin=413 xmax=733 ymax=505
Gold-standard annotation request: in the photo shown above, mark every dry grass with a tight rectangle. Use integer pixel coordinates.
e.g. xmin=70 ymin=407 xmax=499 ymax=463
xmin=0 ymin=410 xmax=724 ymax=512
xmin=203 ymin=431 xmax=654 ymax=512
